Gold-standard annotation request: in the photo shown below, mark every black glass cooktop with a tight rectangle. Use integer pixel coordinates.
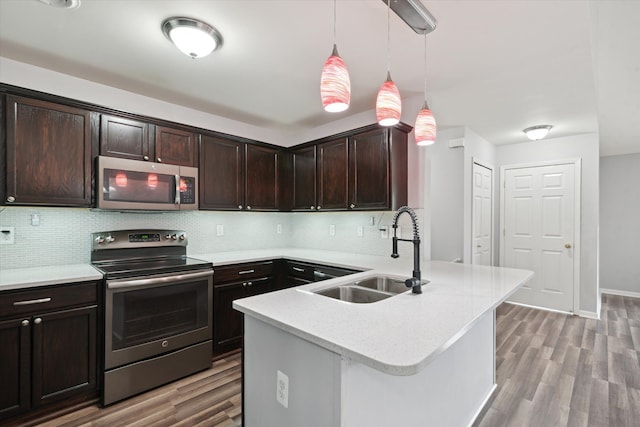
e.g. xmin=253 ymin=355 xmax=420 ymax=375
xmin=93 ymin=256 xmax=212 ymax=279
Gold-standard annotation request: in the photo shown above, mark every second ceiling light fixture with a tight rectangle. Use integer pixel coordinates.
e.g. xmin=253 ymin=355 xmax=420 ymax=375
xmin=320 ymin=0 xmax=437 ymax=144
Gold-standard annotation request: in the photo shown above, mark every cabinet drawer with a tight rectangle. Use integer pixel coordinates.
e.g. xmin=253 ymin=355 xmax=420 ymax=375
xmin=0 ymin=282 xmax=98 ymax=319
xmin=214 ymin=261 xmax=274 ymax=284
xmin=287 ymin=261 xmax=315 ymax=281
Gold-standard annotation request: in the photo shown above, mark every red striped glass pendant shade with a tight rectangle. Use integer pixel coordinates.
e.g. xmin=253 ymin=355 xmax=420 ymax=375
xmin=376 ymin=72 xmax=401 ymax=126
xmin=321 ymin=45 xmax=351 ymax=113
xmin=415 ymin=101 xmax=436 ymax=145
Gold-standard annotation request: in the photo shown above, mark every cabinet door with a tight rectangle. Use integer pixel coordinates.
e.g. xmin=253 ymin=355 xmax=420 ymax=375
xmin=213 ymin=281 xmax=247 ymax=356
xmin=317 ymin=138 xmax=349 ymax=211
xmin=245 ymin=144 xmax=279 ymax=211
xmin=0 ymin=318 xmax=31 ymax=419
xmin=291 ymin=145 xmax=316 ymax=211
xmin=5 ymin=96 xmax=93 ymax=206
xmin=155 ymin=126 xmax=197 ymax=167
xmin=100 ymin=114 xmax=151 ymax=161
xmin=31 ymin=306 xmax=97 ymax=408
xmin=349 ymin=128 xmax=390 ymax=210
xmin=200 ymin=135 xmax=245 ymax=210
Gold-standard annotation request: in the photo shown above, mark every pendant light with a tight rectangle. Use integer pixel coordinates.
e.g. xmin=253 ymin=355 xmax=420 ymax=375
xmin=376 ymin=0 xmax=401 ymax=127
xmin=414 ymin=33 xmax=436 ymax=146
xmin=320 ymin=0 xmax=351 ymax=113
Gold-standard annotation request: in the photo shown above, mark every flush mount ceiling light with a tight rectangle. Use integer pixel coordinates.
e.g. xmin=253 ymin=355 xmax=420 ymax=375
xmin=523 ymin=125 xmax=553 ymax=140
xmin=376 ymin=0 xmax=401 ymax=127
xmin=38 ymin=0 xmax=81 ymax=8
xmin=162 ymin=17 xmax=223 ymax=59
xmin=320 ymin=0 xmax=351 ymax=113
xmin=381 ymin=0 xmax=437 ymax=35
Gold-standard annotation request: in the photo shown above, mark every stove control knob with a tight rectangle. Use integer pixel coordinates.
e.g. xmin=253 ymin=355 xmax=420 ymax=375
xmin=179 ymin=234 xmax=185 ymax=240
xmin=171 ymin=234 xmax=177 ymax=240
xmin=165 ymin=234 xmax=171 ymax=240
xmin=95 ymin=236 xmax=105 ymax=244
xmin=105 ymin=235 xmax=116 ymax=243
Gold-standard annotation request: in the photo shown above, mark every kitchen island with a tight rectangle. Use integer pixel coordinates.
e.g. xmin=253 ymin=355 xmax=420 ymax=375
xmin=231 ymin=250 xmax=533 ymax=426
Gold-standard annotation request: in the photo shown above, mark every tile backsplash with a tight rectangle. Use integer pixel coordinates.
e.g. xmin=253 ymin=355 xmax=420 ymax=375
xmin=0 ymin=207 xmax=423 ymax=269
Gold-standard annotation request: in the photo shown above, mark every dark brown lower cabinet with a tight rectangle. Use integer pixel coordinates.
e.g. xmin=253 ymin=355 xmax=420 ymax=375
xmin=213 ymin=262 xmax=273 ymax=357
xmin=0 ymin=283 xmax=98 ymax=421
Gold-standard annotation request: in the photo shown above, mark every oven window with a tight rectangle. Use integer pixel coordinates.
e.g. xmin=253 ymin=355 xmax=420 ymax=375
xmin=104 ymin=168 xmax=175 ymax=204
xmin=111 ymin=280 xmax=208 ymax=350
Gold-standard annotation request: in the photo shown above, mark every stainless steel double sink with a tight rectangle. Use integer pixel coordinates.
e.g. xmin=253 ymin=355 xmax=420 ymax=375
xmin=313 ymin=276 xmax=429 ymax=303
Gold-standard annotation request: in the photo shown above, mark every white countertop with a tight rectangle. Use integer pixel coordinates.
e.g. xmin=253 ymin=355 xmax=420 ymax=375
xmin=222 ymin=248 xmax=533 ymax=376
xmin=0 ymin=264 xmax=103 ymax=291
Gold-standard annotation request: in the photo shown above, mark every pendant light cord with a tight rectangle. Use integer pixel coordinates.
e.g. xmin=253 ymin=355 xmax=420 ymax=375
xmin=423 ymin=33 xmax=427 ymax=102
xmin=333 ymin=0 xmax=337 ymax=44
xmin=387 ymin=0 xmax=391 ymax=74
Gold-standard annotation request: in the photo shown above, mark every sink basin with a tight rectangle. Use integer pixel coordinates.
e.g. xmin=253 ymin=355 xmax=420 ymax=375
xmin=312 ymin=275 xmax=429 ymax=303
xmin=314 ymin=285 xmax=393 ymax=303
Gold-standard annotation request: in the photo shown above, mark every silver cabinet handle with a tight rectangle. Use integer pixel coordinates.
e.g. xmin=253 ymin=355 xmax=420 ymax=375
xmin=13 ymin=297 xmax=52 ymax=306
xmin=247 ymin=206 xmax=252 ymax=210
xmin=143 ymin=155 xmax=150 ymax=161
xmin=310 ymin=206 xmax=315 ymax=210
xmin=7 ymin=196 xmax=15 ymax=203
xmin=317 ymin=206 xmax=321 ymax=210
xmin=21 ymin=319 xmax=30 ymax=327
xmin=292 ymin=267 xmax=305 ymax=272
xmin=34 ymin=318 xmax=42 ymax=325
xmin=350 ymin=203 xmax=355 ymax=209
xmin=238 ymin=205 xmax=243 ymax=209
xmin=157 ymin=157 xmax=162 ymax=163
xmin=238 ymin=269 xmax=255 ymax=275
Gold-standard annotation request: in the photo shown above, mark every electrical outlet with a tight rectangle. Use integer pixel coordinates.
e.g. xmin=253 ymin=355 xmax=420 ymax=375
xmin=0 ymin=227 xmax=15 ymax=245
xmin=368 ymin=216 xmax=376 ymax=226
xmin=30 ymin=213 xmax=41 ymax=226
xmin=216 ymin=224 xmax=224 ymax=236
xmin=329 ymin=224 xmax=335 ymax=236
xmin=276 ymin=223 xmax=282 ymax=234
xmin=276 ymin=370 xmax=289 ymax=408
xmin=356 ymin=225 xmax=364 ymax=237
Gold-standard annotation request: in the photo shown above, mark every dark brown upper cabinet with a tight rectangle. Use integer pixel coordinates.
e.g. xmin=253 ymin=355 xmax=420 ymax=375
xmin=245 ymin=144 xmax=280 ymax=211
xmin=154 ymin=125 xmax=197 ymax=167
xmin=99 ymin=114 xmax=151 ymax=162
xmin=288 ymin=124 xmax=409 ymax=212
xmin=200 ymin=134 xmax=281 ymax=211
xmin=317 ymin=138 xmax=350 ymax=211
xmin=3 ymin=95 xmax=94 ymax=207
xmin=291 ymin=145 xmax=317 ymax=211
xmin=200 ymin=134 xmax=244 ymax=210
xmin=99 ymin=114 xmax=197 ymax=167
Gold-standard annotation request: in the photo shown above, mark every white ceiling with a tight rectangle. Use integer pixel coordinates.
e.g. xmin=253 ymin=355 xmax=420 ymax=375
xmin=0 ymin=0 xmax=638 ymax=156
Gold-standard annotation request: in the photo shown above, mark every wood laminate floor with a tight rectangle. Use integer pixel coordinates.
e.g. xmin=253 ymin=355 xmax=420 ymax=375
xmin=6 ymin=295 xmax=639 ymax=427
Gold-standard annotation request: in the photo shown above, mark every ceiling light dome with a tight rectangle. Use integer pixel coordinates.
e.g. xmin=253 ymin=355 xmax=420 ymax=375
xmin=162 ymin=17 xmax=223 ymax=59
xmin=523 ymin=125 xmax=552 ymax=140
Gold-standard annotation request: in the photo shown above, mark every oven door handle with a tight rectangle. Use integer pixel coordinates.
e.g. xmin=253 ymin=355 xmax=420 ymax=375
xmin=107 ymin=270 xmax=212 ymax=290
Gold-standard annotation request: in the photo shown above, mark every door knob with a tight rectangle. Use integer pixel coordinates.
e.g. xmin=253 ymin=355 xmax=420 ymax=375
xmin=565 ymin=243 xmax=572 ymax=249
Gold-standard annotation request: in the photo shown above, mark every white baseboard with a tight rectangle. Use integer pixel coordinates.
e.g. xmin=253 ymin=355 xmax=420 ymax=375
xmin=578 ymin=310 xmax=599 ymax=319
xmin=601 ymin=288 xmax=640 ymax=299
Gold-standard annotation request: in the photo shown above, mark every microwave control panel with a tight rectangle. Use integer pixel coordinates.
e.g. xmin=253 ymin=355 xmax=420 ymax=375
xmin=180 ymin=176 xmax=196 ymax=205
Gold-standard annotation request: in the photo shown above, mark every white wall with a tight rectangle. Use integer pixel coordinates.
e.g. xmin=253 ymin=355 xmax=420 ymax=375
xmin=496 ymin=133 xmax=600 ymax=315
xmin=599 ymin=154 xmax=640 ymax=296
xmin=424 ymin=127 xmax=465 ymax=262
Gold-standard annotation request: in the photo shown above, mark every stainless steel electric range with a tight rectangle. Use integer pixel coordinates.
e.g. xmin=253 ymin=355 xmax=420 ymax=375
xmin=91 ymin=229 xmax=213 ymax=406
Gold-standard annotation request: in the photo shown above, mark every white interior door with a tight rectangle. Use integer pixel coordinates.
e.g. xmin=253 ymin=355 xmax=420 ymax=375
xmin=502 ymin=162 xmax=577 ymax=312
xmin=472 ymin=162 xmax=493 ymax=266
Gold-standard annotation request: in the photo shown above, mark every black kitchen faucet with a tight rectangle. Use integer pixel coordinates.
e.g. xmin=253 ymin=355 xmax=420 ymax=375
xmin=391 ymin=206 xmax=423 ymax=294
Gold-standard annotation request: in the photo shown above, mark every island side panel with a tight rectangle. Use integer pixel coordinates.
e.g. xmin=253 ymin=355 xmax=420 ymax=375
xmin=243 ymin=316 xmax=341 ymax=426
xmin=341 ymin=310 xmax=496 ymax=427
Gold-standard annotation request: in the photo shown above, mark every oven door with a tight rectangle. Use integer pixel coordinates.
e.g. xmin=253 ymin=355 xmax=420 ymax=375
xmin=105 ymin=269 xmax=213 ymax=370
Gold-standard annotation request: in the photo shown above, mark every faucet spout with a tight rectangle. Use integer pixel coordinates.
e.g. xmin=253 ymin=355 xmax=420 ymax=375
xmin=390 ymin=206 xmax=422 ymax=294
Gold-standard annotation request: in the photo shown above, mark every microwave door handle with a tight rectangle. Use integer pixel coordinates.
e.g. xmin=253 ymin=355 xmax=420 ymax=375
xmin=174 ymin=174 xmax=181 ymax=206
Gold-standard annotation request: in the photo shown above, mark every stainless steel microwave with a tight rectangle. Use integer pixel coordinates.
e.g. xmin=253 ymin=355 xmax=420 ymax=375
xmin=96 ymin=156 xmax=198 ymax=211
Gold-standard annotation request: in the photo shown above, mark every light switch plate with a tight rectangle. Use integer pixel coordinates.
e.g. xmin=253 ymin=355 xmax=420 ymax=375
xmin=216 ymin=224 xmax=224 ymax=236
xmin=0 ymin=226 xmax=15 ymax=244
xmin=329 ymin=224 xmax=335 ymax=236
